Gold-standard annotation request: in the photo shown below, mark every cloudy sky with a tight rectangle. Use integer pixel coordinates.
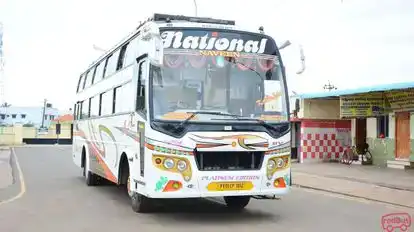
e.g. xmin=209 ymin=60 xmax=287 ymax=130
xmin=0 ymin=0 xmax=413 ymax=110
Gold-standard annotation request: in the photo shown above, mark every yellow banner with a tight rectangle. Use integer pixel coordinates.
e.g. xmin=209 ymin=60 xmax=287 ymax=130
xmin=340 ymin=92 xmax=389 ymax=118
xmin=384 ymin=89 xmax=414 ymax=110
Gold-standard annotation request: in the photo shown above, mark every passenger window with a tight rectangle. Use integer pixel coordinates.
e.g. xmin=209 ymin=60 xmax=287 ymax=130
xmin=77 ymin=103 xmax=81 ymax=120
xmin=136 ymin=59 xmax=147 ymax=112
xmin=83 ymin=70 xmax=90 ymax=89
xmin=77 ymin=75 xmax=84 ymax=92
xmin=89 ymin=66 xmax=97 ymax=86
xmin=81 ymin=100 xmax=90 ymax=119
xmin=100 ymin=90 xmax=113 ymax=115
xmin=105 ymin=49 xmax=120 ymax=78
xmin=124 ymin=36 xmax=139 ymax=66
xmin=102 ymin=54 xmax=112 ymax=79
xmin=114 ymin=82 xmax=133 ymax=113
xmin=94 ymin=61 xmax=105 ymax=83
xmin=90 ymin=95 xmax=100 ymax=117
xmin=113 ymin=86 xmax=118 ymax=114
xmin=117 ymin=43 xmax=129 ymax=71
xmin=84 ymin=69 xmax=94 ymax=88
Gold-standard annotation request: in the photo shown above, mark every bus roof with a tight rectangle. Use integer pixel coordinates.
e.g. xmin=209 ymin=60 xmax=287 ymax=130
xmin=81 ymin=13 xmax=266 ymax=75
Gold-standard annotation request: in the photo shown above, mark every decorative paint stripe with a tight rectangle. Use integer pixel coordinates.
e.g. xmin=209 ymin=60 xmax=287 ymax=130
xmin=145 ymin=137 xmax=193 ymax=150
xmin=77 ymin=129 xmax=117 ymax=183
xmin=114 ymin=127 xmax=140 ymax=142
xmin=195 ymin=143 xmax=228 ymax=149
xmin=268 ymin=141 xmax=290 ymax=150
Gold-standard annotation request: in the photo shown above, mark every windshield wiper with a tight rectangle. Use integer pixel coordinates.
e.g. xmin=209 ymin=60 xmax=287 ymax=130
xmin=174 ymin=111 xmax=240 ymax=132
xmin=233 ymin=60 xmax=264 ymax=80
xmin=222 ymin=117 xmax=278 ymax=131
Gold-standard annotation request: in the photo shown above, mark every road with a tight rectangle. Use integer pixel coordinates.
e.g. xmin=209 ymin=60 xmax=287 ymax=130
xmin=0 ymin=146 xmax=412 ymax=232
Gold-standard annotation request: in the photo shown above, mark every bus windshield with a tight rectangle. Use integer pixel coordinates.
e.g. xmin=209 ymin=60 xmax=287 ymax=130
xmin=150 ymin=29 xmax=288 ymax=123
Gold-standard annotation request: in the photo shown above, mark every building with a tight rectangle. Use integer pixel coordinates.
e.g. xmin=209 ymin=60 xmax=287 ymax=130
xmin=0 ymin=105 xmax=60 ymax=128
xmin=291 ymin=81 xmax=414 ymax=169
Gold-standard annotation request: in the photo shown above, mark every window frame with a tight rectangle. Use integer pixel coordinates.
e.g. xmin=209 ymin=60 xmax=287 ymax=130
xmin=377 ymin=115 xmax=389 ymax=138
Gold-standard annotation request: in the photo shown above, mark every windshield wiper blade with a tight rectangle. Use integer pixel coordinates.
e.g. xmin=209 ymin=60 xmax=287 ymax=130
xmin=233 ymin=61 xmax=263 ymax=80
xmin=226 ymin=117 xmax=280 ymax=131
xmin=174 ymin=111 xmax=240 ymax=131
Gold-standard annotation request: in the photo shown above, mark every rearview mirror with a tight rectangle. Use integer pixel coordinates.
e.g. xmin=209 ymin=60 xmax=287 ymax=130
xmin=148 ymin=35 xmax=164 ymax=66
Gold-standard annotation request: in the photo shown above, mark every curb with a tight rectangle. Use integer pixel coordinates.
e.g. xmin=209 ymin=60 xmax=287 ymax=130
xmin=293 ymin=171 xmax=414 ymax=193
xmin=292 ymin=183 xmax=414 ymax=209
xmin=0 ymin=148 xmax=13 ymax=190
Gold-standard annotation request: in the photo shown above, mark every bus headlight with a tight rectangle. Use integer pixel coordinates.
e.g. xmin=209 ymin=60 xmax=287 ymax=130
xmin=267 ymin=160 xmax=276 ymax=170
xmin=163 ymin=158 xmax=175 ymax=169
xmin=266 ymin=155 xmax=290 ymax=180
xmin=177 ymin=160 xmax=187 ymax=172
xmin=276 ymin=158 xmax=285 ymax=168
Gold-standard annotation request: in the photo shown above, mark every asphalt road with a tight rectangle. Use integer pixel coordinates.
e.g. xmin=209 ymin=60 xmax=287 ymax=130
xmin=0 ymin=146 xmax=412 ymax=232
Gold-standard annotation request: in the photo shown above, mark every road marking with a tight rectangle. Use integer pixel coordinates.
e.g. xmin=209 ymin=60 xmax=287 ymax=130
xmin=0 ymin=147 xmax=26 ymax=206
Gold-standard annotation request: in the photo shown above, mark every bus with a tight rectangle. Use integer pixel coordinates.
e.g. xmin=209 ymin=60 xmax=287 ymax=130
xmin=72 ymin=13 xmax=292 ymax=213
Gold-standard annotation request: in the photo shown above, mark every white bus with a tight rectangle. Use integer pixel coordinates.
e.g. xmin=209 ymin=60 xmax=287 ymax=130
xmin=73 ymin=13 xmax=292 ymax=213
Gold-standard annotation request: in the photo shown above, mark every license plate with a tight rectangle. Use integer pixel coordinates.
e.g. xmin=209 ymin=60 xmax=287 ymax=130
xmin=207 ymin=181 xmax=253 ymax=191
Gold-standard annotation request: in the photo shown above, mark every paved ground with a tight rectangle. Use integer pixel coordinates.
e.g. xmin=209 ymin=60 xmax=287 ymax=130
xmin=293 ymin=162 xmax=414 ymax=191
xmin=292 ymin=163 xmax=414 ymax=209
xmin=0 ymin=146 xmax=413 ymax=232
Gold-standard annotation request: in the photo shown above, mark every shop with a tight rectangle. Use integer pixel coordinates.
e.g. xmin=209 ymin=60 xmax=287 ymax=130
xmin=294 ymin=82 xmax=414 ymax=168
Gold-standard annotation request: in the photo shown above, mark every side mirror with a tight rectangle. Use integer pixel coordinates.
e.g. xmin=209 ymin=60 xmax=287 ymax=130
xmin=296 ymin=45 xmax=306 ymax=75
xmin=148 ymin=35 xmax=164 ymax=66
xmin=142 ymin=22 xmax=164 ymax=66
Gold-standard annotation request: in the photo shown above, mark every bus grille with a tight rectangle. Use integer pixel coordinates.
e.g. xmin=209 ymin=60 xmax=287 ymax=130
xmin=194 ymin=151 xmax=264 ymax=171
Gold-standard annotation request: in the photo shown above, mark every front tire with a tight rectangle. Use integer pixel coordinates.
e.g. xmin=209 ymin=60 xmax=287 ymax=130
xmin=131 ymin=192 xmax=153 ymax=213
xmin=224 ymin=196 xmax=250 ymax=211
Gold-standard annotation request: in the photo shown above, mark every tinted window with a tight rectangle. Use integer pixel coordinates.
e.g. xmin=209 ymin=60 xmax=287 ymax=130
xmin=81 ymin=99 xmax=90 ymax=119
xmin=117 ymin=43 xmax=129 ymax=71
xmin=84 ymin=69 xmax=94 ymax=88
xmin=100 ymin=90 xmax=113 ymax=115
xmin=77 ymin=75 xmax=84 ymax=92
xmin=136 ymin=59 xmax=147 ymax=112
xmin=94 ymin=61 xmax=105 ymax=83
xmin=105 ymin=49 xmax=120 ymax=78
xmin=124 ymin=36 xmax=139 ymax=66
xmin=82 ymin=71 xmax=90 ymax=89
xmin=115 ymin=82 xmax=133 ymax=113
xmin=90 ymin=95 xmax=100 ymax=117
xmin=77 ymin=103 xmax=82 ymax=120
xmin=89 ymin=66 xmax=97 ymax=86
xmin=102 ymin=54 xmax=112 ymax=78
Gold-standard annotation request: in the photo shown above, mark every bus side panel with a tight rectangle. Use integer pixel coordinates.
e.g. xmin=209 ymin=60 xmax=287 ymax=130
xmin=81 ymin=114 xmax=143 ymax=184
xmin=72 ymin=121 xmax=83 ymax=168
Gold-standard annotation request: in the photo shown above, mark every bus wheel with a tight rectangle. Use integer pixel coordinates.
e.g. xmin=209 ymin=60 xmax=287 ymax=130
xmin=84 ymin=152 xmax=98 ymax=186
xmin=224 ymin=196 xmax=250 ymax=211
xmin=131 ymin=192 xmax=152 ymax=213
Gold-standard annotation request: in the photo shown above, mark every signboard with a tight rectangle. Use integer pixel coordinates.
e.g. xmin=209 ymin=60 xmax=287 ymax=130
xmin=160 ymin=29 xmax=277 ymax=55
xmin=384 ymin=89 xmax=414 ymax=111
xmin=340 ymin=92 xmax=389 ymax=118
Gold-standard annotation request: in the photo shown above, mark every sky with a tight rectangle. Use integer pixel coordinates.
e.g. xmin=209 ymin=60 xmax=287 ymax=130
xmin=0 ymin=0 xmax=413 ymax=110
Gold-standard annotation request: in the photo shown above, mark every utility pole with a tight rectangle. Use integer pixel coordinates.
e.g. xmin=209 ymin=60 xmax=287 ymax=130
xmin=41 ymin=98 xmax=47 ymax=129
xmin=323 ymin=80 xmax=337 ymax=91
